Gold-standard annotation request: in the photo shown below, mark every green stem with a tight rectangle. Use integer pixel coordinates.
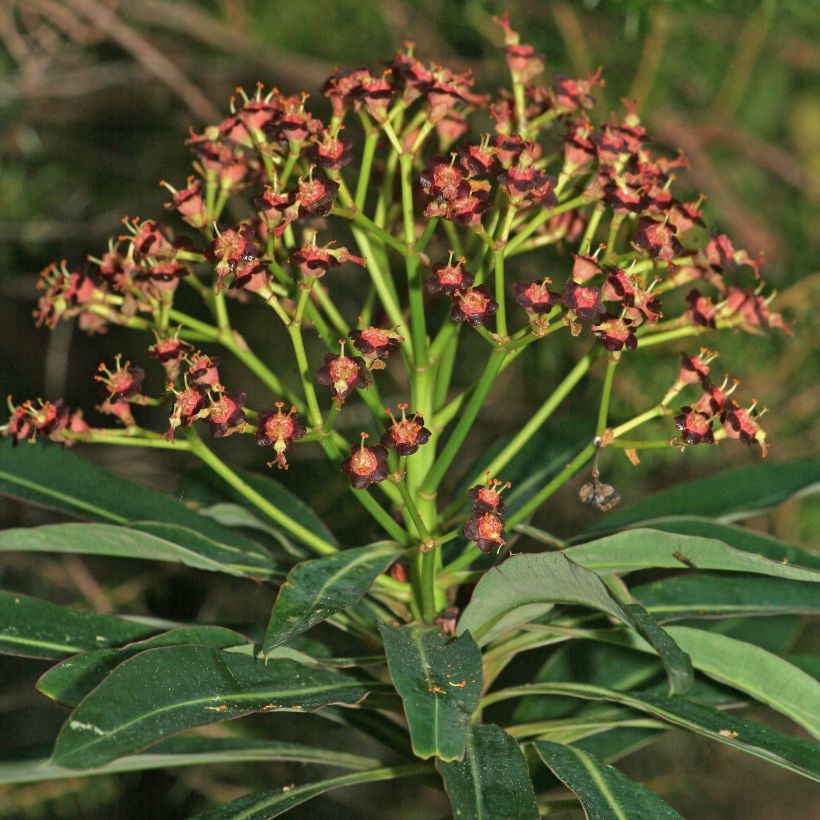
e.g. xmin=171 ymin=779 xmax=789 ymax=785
xmin=68 ymin=430 xmax=190 ymax=451
xmin=610 ymin=405 xmax=668 ymax=439
xmin=355 ymin=128 xmax=380 ymax=210
xmin=494 ymin=206 xmax=516 ymax=337
xmin=185 ymin=429 xmax=338 ymax=556
xmin=505 ymin=195 xmax=589 ymax=256
xmin=395 ymin=480 xmax=432 ymax=543
xmin=595 ymin=357 xmax=618 ymax=439
xmin=580 ymin=205 xmax=605 ymax=254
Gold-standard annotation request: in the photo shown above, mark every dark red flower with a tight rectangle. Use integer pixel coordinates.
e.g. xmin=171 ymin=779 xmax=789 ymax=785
xmin=669 ymin=199 xmax=705 ymax=234
xmin=322 ymin=66 xmax=372 ymax=119
xmin=356 ymin=71 xmax=395 ymax=122
xmin=551 ymin=69 xmax=604 ymax=114
xmin=562 ymin=280 xmax=606 ymax=322
xmin=572 ymin=252 xmax=604 ymax=283
xmin=206 ymin=391 xmax=247 ymax=438
xmin=563 ymin=115 xmax=597 ymax=171
xmin=131 ymin=219 xmax=173 ymax=259
xmin=493 ymin=13 xmax=544 ymax=84
xmin=696 ymin=379 xmax=735 ymax=416
xmin=256 ymin=402 xmax=307 ymax=469
xmin=722 ymin=287 xmax=790 ymax=335
xmin=316 ymin=344 xmax=372 ymax=404
xmin=513 ymin=278 xmax=560 ymax=315
xmin=162 ymin=177 xmax=208 ymax=229
xmin=677 ymin=349 xmax=716 ymax=386
xmin=722 ymin=401 xmax=768 ymax=456
xmin=634 ymin=217 xmax=684 ymax=263
xmin=592 ymin=315 xmax=638 ymax=352
xmin=275 ymin=93 xmax=322 ymax=146
xmin=290 ymin=242 xmax=365 ymax=279
xmin=419 ymin=157 xmax=469 ymax=202
xmin=464 ymin=511 xmax=507 ymax=554
xmin=380 ymin=404 xmax=431 ymax=456
xmin=149 ymin=333 xmax=192 ymax=382
xmin=392 ymin=46 xmax=435 ymax=103
xmin=231 ymin=259 xmax=270 ymax=293
xmin=467 ymin=474 xmax=511 ymax=515
xmin=686 ymin=289 xmax=717 ymax=328
xmin=602 ymin=268 xmax=635 ymax=304
xmin=427 ymin=254 xmax=474 ymax=296
xmin=348 ymin=326 xmax=403 ymax=368
xmin=341 ymin=433 xmax=389 ymax=489
xmin=307 ymin=132 xmax=353 ymax=170
xmin=450 ymin=286 xmax=499 ymax=327
xmin=255 ymin=186 xmax=299 ymax=238
xmin=137 ymin=261 xmax=187 ymax=293
xmin=95 ymin=357 xmax=144 ymax=402
xmin=205 ymin=225 xmax=258 ymax=290
xmin=296 ymin=170 xmax=340 ymax=217
xmin=3 ymin=398 xmax=70 ymax=444
xmin=498 ymin=164 xmax=557 ymax=209
xmin=491 ymin=133 xmax=530 ymax=167
xmin=674 ymin=406 xmax=715 ymax=445
xmin=458 ymin=138 xmax=498 ymax=177
xmin=166 ymin=384 xmax=207 ymax=439
xmin=35 ymin=262 xmax=104 ymax=331
xmin=187 ymin=352 xmax=222 ymax=391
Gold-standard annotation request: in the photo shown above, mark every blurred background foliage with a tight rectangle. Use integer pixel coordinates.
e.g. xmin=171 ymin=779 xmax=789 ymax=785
xmin=0 ymin=0 xmax=818 ymax=817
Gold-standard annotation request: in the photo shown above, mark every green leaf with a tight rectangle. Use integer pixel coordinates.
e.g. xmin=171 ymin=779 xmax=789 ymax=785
xmin=582 ymin=459 xmax=820 ymax=535
xmin=663 ymin=627 xmax=820 ymax=739
xmin=633 ymin=573 xmax=820 ymax=620
xmin=0 ymin=439 xmax=266 ymax=553
xmin=37 ymin=626 xmax=248 ymax=706
xmin=565 ymin=529 xmax=820 ymax=582
xmin=180 ymin=465 xmax=338 ymax=548
xmin=0 ymin=522 xmax=280 ymax=579
xmin=0 ymin=591 xmax=157 ymax=659
xmin=378 ymin=623 xmax=482 ymax=762
xmin=610 ymin=517 xmax=820 ymax=570
xmin=263 ymin=542 xmax=401 ymax=652
xmin=191 ymin=763 xmax=429 ymax=820
xmin=486 ymin=683 xmax=820 ymax=781
xmin=437 ymin=723 xmax=539 ymax=820
xmin=0 ymin=735 xmax=381 ymax=784
xmin=457 ymin=553 xmax=626 ymax=646
xmin=534 ymin=741 xmax=683 ymax=820
xmin=622 ymin=605 xmax=693 ymax=696
xmin=53 ymin=646 xmax=373 ymax=768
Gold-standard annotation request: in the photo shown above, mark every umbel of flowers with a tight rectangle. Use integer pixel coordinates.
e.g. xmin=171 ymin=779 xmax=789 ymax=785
xmin=3 ymin=13 xmax=786 ymax=624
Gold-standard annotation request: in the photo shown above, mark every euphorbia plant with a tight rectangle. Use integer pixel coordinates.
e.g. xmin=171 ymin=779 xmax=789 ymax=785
xmin=2 ymin=13 xmax=818 ymax=818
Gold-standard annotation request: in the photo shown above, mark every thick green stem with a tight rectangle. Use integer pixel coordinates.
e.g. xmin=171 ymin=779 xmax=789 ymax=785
xmin=595 ymin=357 xmax=618 ymax=439
xmin=494 ymin=206 xmax=516 ymax=337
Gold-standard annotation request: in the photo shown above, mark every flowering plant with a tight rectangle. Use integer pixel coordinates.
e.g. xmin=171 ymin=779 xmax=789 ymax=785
xmin=2 ymin=14 xmax=818 ymax=817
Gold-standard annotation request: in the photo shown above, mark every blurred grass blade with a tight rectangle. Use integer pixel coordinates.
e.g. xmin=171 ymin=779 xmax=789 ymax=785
xmin=53 ymin=646 xmax=374 ymax=769
xmin=191 ymin=763 xmax=430 ymax=819
xmin=534 ymin=740 xmax=683 ymax=819
xmin=0 ymin=591 xmax=158 ymax=659
xmin=37 ymin=626 xmax=248 ymax=706
xmin=565 ymin=529 xmax=820 ymax=582
xmin=486 ymin=683 xmax=820 ymax=781
xmin=263 ymin=542 xmax=401 ymax=652
xmin=379 ymin=623 xmax=482 ymax=762
xmin=582 ymin=459 xmax=820 ymax=535
xmin=0 ymin=735 xmax=382 ymax=784
xmin=664 ymin=626 xmax=820 ymax=739
xmin=634 ymin=573 xmax=820 ymax=620
xmin=437 ymin=723 xmax=539 ymax=820
xmin=0 ymin=522 xmax=280 ymax=579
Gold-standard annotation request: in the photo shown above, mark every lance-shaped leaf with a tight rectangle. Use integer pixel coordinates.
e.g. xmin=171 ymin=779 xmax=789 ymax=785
xmin=565 ymin=529 xmax=820 ymax=582
xmin=53 ymin=645 xmax=373 ymax=769
xmin=437 ymin=723 xmax=539 ymax=820
xmin=457 ymin=553 xmax=625 ymax=646
xmin=379 ymin=623 xmax=482 ymax=762
xmin=0 ymin=735 xmax=381 ymax=784
xmin=582 ymin=458 xmax=820 ymax=535
xmin=0 ymin=591 xmax=158 ymax=659
xmin=485 ymin=683 xmax=820 ymax=782
xmin=634 ymin=573 xmax=820 ymax=620
xmin=0 ymin=439 xmax=267 ymax=553
xmin=263 ymin=542 xmax=402 ymax=652
xmin=610 ymin=517 xmax=820 ymax=570
xmin=191 ymin=763 xmax=430 ymax=820
xmin=664 ymin=626 xmax=820 ymax=739
xmin=0 ymin=522 xmax=279 ymax=579
xmin=38 ymin=626 xmax=248 ymax=706
xmin=534 ymin=741 xmax=683 ymax=819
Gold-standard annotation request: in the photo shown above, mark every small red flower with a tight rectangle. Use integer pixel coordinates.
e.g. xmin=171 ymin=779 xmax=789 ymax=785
xmin=205 ymin=224 xmax=258 ymax=290
xmin=493 ymin=13 xmax=544 ymax=84
xmin=307 ymin=132 xmax=353 ymax=170
xmin=419 ymin=157 xmax=469 ymax=202
xmin=206 ymin=391 xmax=247 ymax=438
xmin=458 ymin=137 xmax=498 ymax=177
xmin=341 ymin=433 xmax=389 ymax=489
xmin=380 ymin=404 xmax=431 ymax=456
xmin=131 ymin=219 xmax=173 ymax=259
xmin=571 ymin=251 xmax=604 ymax=283
xmin=678 ymin=349 xmax=716 ymax=386
xmin=165 ymin=384 xmax=207 ymax=440
xmin=562 ymin=280 xmax=606 ymax=322
xmin=674 ymin=406 xmax=715 ymax=445
xmin=464 ymin=511 xmax=507 ymax=554
xmin=450 ymin=286 xmax=499 ymax=327
xmin=602 ymin=268 xmax=635 ymax=304
xmin=722 ymin=287 xmax=790 ymax=335
xmin=255 ymin=186 xmax=299 ymax=238
xmin=187 ymin=352 xmax=222 ymax=391
xmin=551 ymin=69 xmax=604 ymax=114
xmin=348 ymin=326 xmax=402 ymax=368
xmin=256 ymin=402 xmax=307 ymax=469
xmin=427 ymin=253 xmax=474 ymax=296
xmin=149 ymin=333 xmax=192 ymax=383
xmin=696 ymin=379 xmax=735 ymax=416
xmin=686 ymin=289 xmax=717 ymax=328
xmin=161 ymin=177 xmax=208 ymax=229
xmin=722 ymin=401 xmax=768 ymax=456
xmin=513 ymin=277 xmax=560 ymax=315
xmin=290 ymin=242 xmax=365 ymax=280
xmin=592 ymin=315 xmax=638 ymax=352
xmin=296 ymin=169 xmax=340 ymax=217
xmin=3 ymin=398 xmax=71 ymax=445
xmin=498 ymin=163 xmax=557 ymax=210
xmin=95 ymin=356 xmax=144 ymax=402
xmin=316 ymin=342 xmax=372 ymax=405
xmin=634 ymin=217 xmax=684 ymax=263
xmin=467 ymin=474 xmax=511 ymax=516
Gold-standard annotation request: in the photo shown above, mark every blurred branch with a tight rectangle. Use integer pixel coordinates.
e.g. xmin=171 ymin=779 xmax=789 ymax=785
xmin=630 ymin=7 xmax=672 ymax=111
xmin=63 ymin=0 xmax=221 ymax=122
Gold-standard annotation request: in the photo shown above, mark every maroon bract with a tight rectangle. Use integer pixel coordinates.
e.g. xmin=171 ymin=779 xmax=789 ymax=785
xmin=149 ymin=334 xmax=192 ymax=383
xmin=571 ymin=252 xmax=605 ymax=283
xmin=463 ymin=511 xmax=507 ymax=554
xmin=316 ymin=345 xmax=371 ymax=405
xmin=131 ymin=219 xmax=173 ymax=259
xmin=498 ymin=164 xmax=557 ymax=209
xmin=686 ymin=289 xmax=717 ymax=328
xmin=678 ymin=350 xmax=716 ymax=386
xmin=161 ymin=177 xmax=208 ymax=229
xmin=562 ymin=280 xmax=606 ymax=322
xmin=380 ymin=404 xmax=431 ymax=457
xmin=450 ymin=286 xmax=499 ymax=327
xmin=513 ymin=278 xmax=559 ymax=315
xmin=722 ymin=287 xmax=790 ymax=335
xmin=341 ymin=434 xmax=389 ymax=489
xmin=166 ymin=384 xmax=207 ymax=440
xmin=308 ymin=132 xmax=353 ymax=170
xmin=349 ymin=326 xmax=402 ymax=368
xmin=722 ymin=401 xmax=768 ymax=456
xmin=95 ymin=357 xmax=144 ymax=402
xmin=427 ymin=254 xmax=474 ymax=296
xmin=634 ymin=217 xmax=684 ymax=263
xmin=256 ymin=402 xmax=307 ymax=469
xmin=551 ymin=69 xmax=604 ymax=114
xmin=296 ymin=170 xmax=340 ymax=217
xmin=187 ymin=353 xmax=222 ymax=391
xmin=592 ymin=316 xmax=638 ymax=352
xmin=205 ymin=225 xmax=258 ymax=290
xmin=493 ymin=13 xmax=544 ymax=84
xmin=467 ymin=475 xmax=511 ymax=516
xmin=674 ymin=406 xmax=715 ymax=445
xmin=290 ymin=243 xmax=365 ymax=279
